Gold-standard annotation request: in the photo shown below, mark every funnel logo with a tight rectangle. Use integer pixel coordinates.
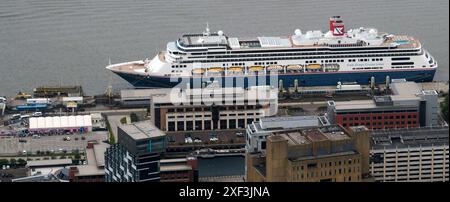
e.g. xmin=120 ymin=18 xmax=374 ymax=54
xmin=334 ymin=27 xmax=344 ymax=35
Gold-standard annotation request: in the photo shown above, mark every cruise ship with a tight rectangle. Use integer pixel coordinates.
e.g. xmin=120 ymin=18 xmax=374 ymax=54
xmin=106 ymin=16 xmax=437 ymax=89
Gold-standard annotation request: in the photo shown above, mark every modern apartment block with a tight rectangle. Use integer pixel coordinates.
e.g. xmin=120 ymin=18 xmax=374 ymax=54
xmin=105 ymin=121 xmax=167 ymax=182
xmin=370 ymin=126 xmax=449 ymax=182
xmin=327 ymin=81 xmax=439 ymax=130
xmin=150 ymin=85 xmax=278 ymax=132
xmin=246 ymin=125 xmax=371 ymax=182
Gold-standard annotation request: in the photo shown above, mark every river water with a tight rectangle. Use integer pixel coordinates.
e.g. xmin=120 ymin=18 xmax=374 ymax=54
xmin=0 ymin=0 xmax=448 ymax=177
xmin=0 ymin=0 xmax=448 ymax=97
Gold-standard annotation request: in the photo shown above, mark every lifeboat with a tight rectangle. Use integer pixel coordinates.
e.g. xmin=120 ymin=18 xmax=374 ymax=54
xmin=306 ymin=64 xmax=321 ymax=70
xmin=227 ymin=66 xmax=244 ymax=72
xmin=249 ymin=66 xmax=264 ymax=71
xmin=192 ymin=68 xmax=206 ymax=74
xmin=266 ymin=65 xmax=283 ymax=71
xmin=287 ymin=65 xmax=302 ymax=71
xmin=207 ymin=67 xmax=224 ymax=73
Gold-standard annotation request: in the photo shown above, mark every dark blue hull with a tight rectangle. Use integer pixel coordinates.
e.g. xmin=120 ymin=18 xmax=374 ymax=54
xmin=114 ymin=69 xmax=436 ymax=89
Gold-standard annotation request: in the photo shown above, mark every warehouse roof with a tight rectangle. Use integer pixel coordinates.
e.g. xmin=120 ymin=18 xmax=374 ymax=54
xmin=26 ymin=159 xmax=73 ymax=168
xmin=371 ymin=127 xmax=449 ymax=150
xmin=119 ymin=121 xmax=166 ymax=140
xmin=29 ymin=115 xmax=92 ymax=130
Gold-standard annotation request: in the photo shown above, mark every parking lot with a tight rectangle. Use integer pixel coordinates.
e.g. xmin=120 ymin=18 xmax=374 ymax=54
xmin=0 ymin=131 xmax=108 ymax=156
xmin=167 ymin=129 xmax=246 ymax=145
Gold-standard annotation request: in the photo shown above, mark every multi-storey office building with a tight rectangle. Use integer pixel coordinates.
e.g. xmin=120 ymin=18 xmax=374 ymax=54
xmin=105 ymin=121 xmax=167 ymax=182
xmin=150 ymin=85 xmax=278 ymax=132
xmin=246 ymin=125 xmax=370 ymax=182
xmin=370 ymin=126 xmax=449 ymax=182
xmin=327 ymin=81 xmax=439 ymax=129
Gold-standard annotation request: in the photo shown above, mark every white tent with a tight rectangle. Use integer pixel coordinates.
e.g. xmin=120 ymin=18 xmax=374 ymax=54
xmin=29 ymin=115 xmax=92 ymax=131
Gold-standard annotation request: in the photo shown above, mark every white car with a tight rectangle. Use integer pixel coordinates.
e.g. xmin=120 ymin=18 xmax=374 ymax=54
xmin=194 ymin=139 xmax=202 ymax=143
xmin=209 ymin=137 xmax=219 ymax=142
xmin=32 ymin=112 xmax=42 ymax=117
xmin=185 ymin=137 xmax=193 ymax=143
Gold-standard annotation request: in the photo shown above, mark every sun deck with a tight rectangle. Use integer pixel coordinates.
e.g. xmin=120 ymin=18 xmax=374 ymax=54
xmin=107 ymin=61 xmax=146 ymax=75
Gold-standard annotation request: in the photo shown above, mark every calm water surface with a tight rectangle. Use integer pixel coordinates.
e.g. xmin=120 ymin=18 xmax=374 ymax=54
xmin=0 ymin=0 xmax=448 ymax=97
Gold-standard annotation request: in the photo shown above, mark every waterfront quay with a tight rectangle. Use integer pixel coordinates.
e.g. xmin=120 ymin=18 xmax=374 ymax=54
xmin=0 ymin=80 xmax=448 ymax=182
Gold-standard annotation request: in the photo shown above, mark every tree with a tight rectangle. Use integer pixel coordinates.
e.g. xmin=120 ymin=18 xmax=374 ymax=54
xmin=9 ymin=158 xmax=16 ymax=166
xmin=0 ymin=159 xmax=9 ymax=166
xmin=17 ymin=158 xmax=26 ymax=167
xmin=130 ymin=113 xmax=139 ymax=123
xmin=441 ymin=94 xmax=449 ymax=121
xmin=106 ymin=120 xmax=115 ymax=144
xmin=120 ymin=117 xmax=127 ymax=124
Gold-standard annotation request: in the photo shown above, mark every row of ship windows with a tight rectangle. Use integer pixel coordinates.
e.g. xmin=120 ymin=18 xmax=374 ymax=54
xmin=255 ymin=61 xmax=278 ymax=65
xmin=349 ymin=58 xmax=384 ymax=62
xmin=187 ymin=50 xmax=419 ymax=58
xmin=352 ymin=67 xmax=383 ymax=70
xmin=172 ymin=65 xmax=187 ymax=68
xmin=392 ymin=66 xmax=415 ymax=69
xmin=179 ymin=53 xmax=418 ymax=63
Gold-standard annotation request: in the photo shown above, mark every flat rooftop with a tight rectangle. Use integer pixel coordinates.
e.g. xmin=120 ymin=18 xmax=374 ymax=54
xmin=259 ymin=116 xmax=320 ymax=130
xmin=371 ymin=126 xmax=449 ymax=150
xmin=290 ymin=150 xmax=357 ymax=162
xmin=152 ymin=85 xmax=277 ymax=105
xmin=391 ymin=81 xmax=421 ymax=96
xmin=72 ymin=143 xmax=109 ymax=177
xmin=121 ymin=88 xmax=171 ymax=100
xmin=160 ymin=164 xmax=193 ymax=172
xmin=26 ymin=159 xmax=72 ymax=167
xmin=334 ymin=100 xmax=378 ymax=111
xmin=271 ymin=125 xmax=350 ymax=146
xmin=119 ymin=121 xmax=166 ymax=140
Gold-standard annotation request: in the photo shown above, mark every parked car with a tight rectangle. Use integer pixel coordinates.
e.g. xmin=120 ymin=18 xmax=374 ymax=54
xmin=184 ymin=137 xmax=193 ymax=144
xmin=32 ymin=112 xmax=43 ymax=117
xmin=194 ymin=138 xmax=202 ymax=143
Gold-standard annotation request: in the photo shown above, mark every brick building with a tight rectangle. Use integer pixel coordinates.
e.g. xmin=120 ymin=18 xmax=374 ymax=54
xmin=327 ymin=81 xmax=439 ymax=130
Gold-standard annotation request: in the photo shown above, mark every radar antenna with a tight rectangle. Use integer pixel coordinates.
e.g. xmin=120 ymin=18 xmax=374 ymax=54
xmin=203 ymin=22 xmax=210 ymax=36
